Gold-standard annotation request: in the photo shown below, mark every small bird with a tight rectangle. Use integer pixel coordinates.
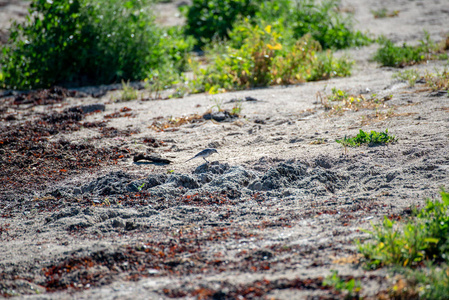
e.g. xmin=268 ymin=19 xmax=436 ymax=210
xmin=185 ymin=148 xmax=218 ymax=163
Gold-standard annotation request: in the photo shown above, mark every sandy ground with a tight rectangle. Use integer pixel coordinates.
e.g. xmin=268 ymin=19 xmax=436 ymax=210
xmin=1 ymin=0 xmax=449 ymax=299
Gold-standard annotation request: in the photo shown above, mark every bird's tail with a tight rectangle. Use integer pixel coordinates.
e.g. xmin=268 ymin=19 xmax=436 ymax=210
xmin=185 ymin=157 xmax=195 ymax=163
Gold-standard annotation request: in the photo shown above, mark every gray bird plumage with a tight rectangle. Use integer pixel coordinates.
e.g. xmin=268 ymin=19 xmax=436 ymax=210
xmin=185 ymin=148 xmax=218 ymax=163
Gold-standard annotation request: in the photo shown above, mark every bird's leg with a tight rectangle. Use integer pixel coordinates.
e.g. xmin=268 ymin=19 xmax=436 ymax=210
xmin=203 ymin=157 xmax=210 ymax=163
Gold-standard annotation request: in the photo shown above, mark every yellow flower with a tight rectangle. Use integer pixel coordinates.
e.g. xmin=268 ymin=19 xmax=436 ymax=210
xmin=267 ymin=43 xmax=282 ymax=50
xmin=264 ymin=25 xmax=271 ymax=34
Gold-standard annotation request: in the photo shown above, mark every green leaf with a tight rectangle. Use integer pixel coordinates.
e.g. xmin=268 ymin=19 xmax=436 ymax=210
xmin=424 ymin=238 xmax=440 ymax=244
xmin=441 ymin=189 xmax=449 ymax=206
xmin=383 ymin=216 xmax=394 ymax=228
xmin=124 ymin=1 xmax=134 ymax=9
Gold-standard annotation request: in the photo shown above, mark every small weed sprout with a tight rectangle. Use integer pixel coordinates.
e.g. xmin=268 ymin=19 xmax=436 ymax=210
xmin=145 ymin=72 xmax=173 ymax=100
xmin=335 ymin=136 xmax=351 ymax=154
xmin=329 ymin=87 xmax=349 ymax=101
xmin=120 ymin=80 xmax=139 ymax=102
xmin=323 ymin=270 xmax=361 ymax=299
xmin=424 ymin=69 xmax=449 ymax=91
xmin=210 ymin=97 xmax=224 ymax=112
xmin=336 ymin=129 xmax=396 ymax=151
xmin=137 ymin=183 xmax=145 ymax=191
xmin=310 ymin=138 xmax=326 ymax=145
xmin=230 ymin=101 xmax=243 ymax=116
xmin=420 ymin=31 xmax=441 ymax=57
xmin=320 ymin=88 xmax=391 ymax=116
xmin=316 ymin=91 xmax=331 ymax=110
xmin=392 ymin=69 xmax=421 ymax=87
xmin=170 ymin=79 xmax=190 ymax=99
xmin=371 ymin=8 xmax=399 ymax=18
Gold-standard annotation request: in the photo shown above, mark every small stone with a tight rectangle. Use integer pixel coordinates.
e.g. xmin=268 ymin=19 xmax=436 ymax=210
xmin=248 ymin=181 xmax=263 ymax=191
xmin=112 ymin=219 xmax=125 ymax=228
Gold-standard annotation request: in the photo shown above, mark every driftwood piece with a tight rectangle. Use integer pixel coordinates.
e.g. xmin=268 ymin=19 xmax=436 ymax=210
xmin=133 ymin=153 xmax=171 ymax=164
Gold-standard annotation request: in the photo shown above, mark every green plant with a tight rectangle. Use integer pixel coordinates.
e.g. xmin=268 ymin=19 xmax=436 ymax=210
xmin=137 ymin=183 xmax=145 ymax=191
xmin=358 ymin=189 xmax=449 ymax=269
xmin=0 ymin=0 xmax=190 ymax=90
xmin=102 ymin=198 xmax=111 ymax=206
xmin=320 ymin=89 xmax=392 ymax=116
xmin=392 ymin=69 xmax=421 ymax=87
xmin=414 ymin=190 xmax=449 ymax=260
xmin=210 ymin=97 xmax=224 ymax=112
xmin=255 ymin=0 xmax=371 ymax=50
xmin=310 ymin=138 xmax=326 ymax=145
xmin=189 ymin=22 xmax=354 ymax=93
xmin=424 ymin=69 xmax=449 ymax=91
xmin=183 ymin=0 xmax=371 ymax=50
xmin=230 ymin=101 xmax=243 ymax=115
xmin=419 ymin=31 xmax=446 ymax=57
xmin=357 ymin=216 xmax=429 ymax=269
xmin=329 ymin=87 xmax=349 ymax=101
xmin=145 ymin=70 xmax=181 ymax=100
xmin=371 ymin=8 xmax=399 ymax=18
xmin=120 ymin=80 xmax=139 ymax=102
xmin=309 ymin=50 xmax=354 ymax=81
xmin=396 ymin=264 xmax=449 ymax=299
xmin=182 ymin=0 xmax=260 ymax=47
xmin=189 ymin=23 xmax=281 ymax=93
xmin=323 ymin=270 xmax=361 ymax=299
xmin=374 ymin=38 xmax=425 ymax=67
xmin=287 ymin=0 xmax=371 ymax=50
xmin=336 ymin=129 xmax=396 ymax=148
xmin=169 ymin=82 xmax=190 ymax=99
xmin=374 ymin=33 xmax=447 ymax=68
xmin=270 ymin=35 xmax=320 ymax=85
xmin=162 ymin=26 xmax=195 ymax=72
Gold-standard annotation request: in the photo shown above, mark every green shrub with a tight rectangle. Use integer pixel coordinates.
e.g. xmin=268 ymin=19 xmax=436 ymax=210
xmin=0 ymin=0 xmax=191 ymax=90
xmin=254 ymin=0 xmax=291 ymax=25
xmin=358 ymin=189 xmax=449 ymax=269
xmin=189 ymin=23 xmax=295 ymax=93
xmin=183 ymin=0 xmax=260 ymax=47
xmin=374 ymin=33 xmax=446 ymax=68
xmin=414 ymin=190 xmax=449 ymax=260
xmin=399 ymin=265 xmax=449 ymax=299
xmin=162 ymin=26 xmax=195 ymax=73
xmin=183 ymin=0 xmax=371 ymax=51
xmin=357 ymin=189 xmax=449 ymax=298
xmin=290 ymin=0 xmax=371 ymax=50
xmin=189 ymin=22 xmax=353 ymax=93
xmin=373 ymin=39 xmax=425 ymax=67
xmin=358 ymin=216 xmax=429 ymax=269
